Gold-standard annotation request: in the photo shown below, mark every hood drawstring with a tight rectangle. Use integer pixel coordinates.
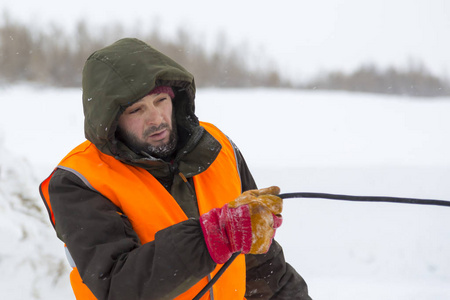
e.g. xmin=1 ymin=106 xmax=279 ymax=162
xmin=178 ymin=171 xmax=196 ymax=196
xmin=170 ymin=160 xmax=196 ymax=197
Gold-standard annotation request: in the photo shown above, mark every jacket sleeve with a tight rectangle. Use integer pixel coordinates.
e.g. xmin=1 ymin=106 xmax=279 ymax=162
xmin=234 ymin=144 xmax=312 ymax=299
xmin=49 ymin=168 xmax=216 ymax=300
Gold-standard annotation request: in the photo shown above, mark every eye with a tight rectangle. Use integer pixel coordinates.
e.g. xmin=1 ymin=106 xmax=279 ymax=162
xmin=128 ymin=107 xmax=141 ymax=114
xmin=157 ymin=97 xmax=167 ymax=103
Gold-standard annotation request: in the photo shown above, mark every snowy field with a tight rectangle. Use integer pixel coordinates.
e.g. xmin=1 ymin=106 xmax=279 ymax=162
xmin=1 ymin=85 xmax=450 ymax=299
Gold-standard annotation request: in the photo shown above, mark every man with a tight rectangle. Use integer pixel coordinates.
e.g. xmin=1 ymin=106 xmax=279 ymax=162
xmin=40 ymin=38 xmax=311 ymax=299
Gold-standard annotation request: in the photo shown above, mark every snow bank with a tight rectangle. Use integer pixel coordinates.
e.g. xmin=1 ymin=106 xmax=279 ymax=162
xmin=196 ymin=88 xmax=450 ymax=169
xmin=0 ymin=132 xmax=74 ymax=299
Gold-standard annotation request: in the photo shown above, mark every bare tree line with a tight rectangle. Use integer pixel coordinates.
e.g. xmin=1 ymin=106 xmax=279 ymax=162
xmin=1 ymin=11 xmax=449 ymax=97
xmin=305 ymin=63 xmax=450 ymax=97
xmin=0 ymin=12 xmax=285 ymax=88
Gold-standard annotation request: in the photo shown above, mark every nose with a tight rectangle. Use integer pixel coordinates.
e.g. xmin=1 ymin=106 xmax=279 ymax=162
xmin=145 ymin=104 xmax=163 ymax=126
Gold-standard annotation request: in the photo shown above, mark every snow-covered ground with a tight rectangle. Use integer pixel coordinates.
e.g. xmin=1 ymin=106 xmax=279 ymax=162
xmin=1 ymin=85 xmax=449 ymax=299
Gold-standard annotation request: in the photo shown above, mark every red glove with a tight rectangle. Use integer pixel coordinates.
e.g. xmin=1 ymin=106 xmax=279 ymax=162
xmin=200 ymin=186 xmax=283 ymax=264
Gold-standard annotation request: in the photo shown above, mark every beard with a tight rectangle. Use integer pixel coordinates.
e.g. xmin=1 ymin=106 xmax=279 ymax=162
xmin=117 ymin=118 xmax=178 ymax=159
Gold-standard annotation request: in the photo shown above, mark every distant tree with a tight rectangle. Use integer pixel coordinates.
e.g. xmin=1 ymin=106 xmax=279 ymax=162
xmin=305 ymin=63 xmax=450 ymax=97
xmin=0 ymin=12 xmax=34 ymax=82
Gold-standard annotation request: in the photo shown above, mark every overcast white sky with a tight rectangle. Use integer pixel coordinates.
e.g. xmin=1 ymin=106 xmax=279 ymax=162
xmin=1 ymin=0 xmax=449 ymax=82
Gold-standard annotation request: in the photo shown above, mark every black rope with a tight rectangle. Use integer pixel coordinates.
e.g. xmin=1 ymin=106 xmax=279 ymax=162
xmin=193 ymin=191 xmax=450 ymax=299
xmin=192 ymin=252 xmax=240 ymax=300
xmin=278 ymin=192 xmax=450 ymax=207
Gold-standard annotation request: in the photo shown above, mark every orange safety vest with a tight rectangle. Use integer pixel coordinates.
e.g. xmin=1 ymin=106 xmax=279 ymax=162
xmin=40 ymin=122 xmax=246 ymax=300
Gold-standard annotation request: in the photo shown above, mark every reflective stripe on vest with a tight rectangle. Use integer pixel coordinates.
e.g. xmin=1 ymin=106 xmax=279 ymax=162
xmin=40 ymin=122 xmax=246 ymax=300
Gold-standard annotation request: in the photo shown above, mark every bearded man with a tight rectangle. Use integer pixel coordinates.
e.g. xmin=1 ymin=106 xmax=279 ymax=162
xmin=40 ymin=38 xmax=311 ymax=300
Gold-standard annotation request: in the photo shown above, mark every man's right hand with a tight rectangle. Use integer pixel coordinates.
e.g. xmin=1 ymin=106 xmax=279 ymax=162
xmin=199 ymin=186 xmax=283 ymax=264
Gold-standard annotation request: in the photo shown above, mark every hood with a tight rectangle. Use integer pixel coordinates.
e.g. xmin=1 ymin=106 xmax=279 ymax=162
xmin=82 ymin=38 xmax=199 ymax=159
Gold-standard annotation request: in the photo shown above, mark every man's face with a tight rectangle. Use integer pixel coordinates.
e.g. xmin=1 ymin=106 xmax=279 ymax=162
xmin=117 ymin=92 xmax=177 ymax=158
